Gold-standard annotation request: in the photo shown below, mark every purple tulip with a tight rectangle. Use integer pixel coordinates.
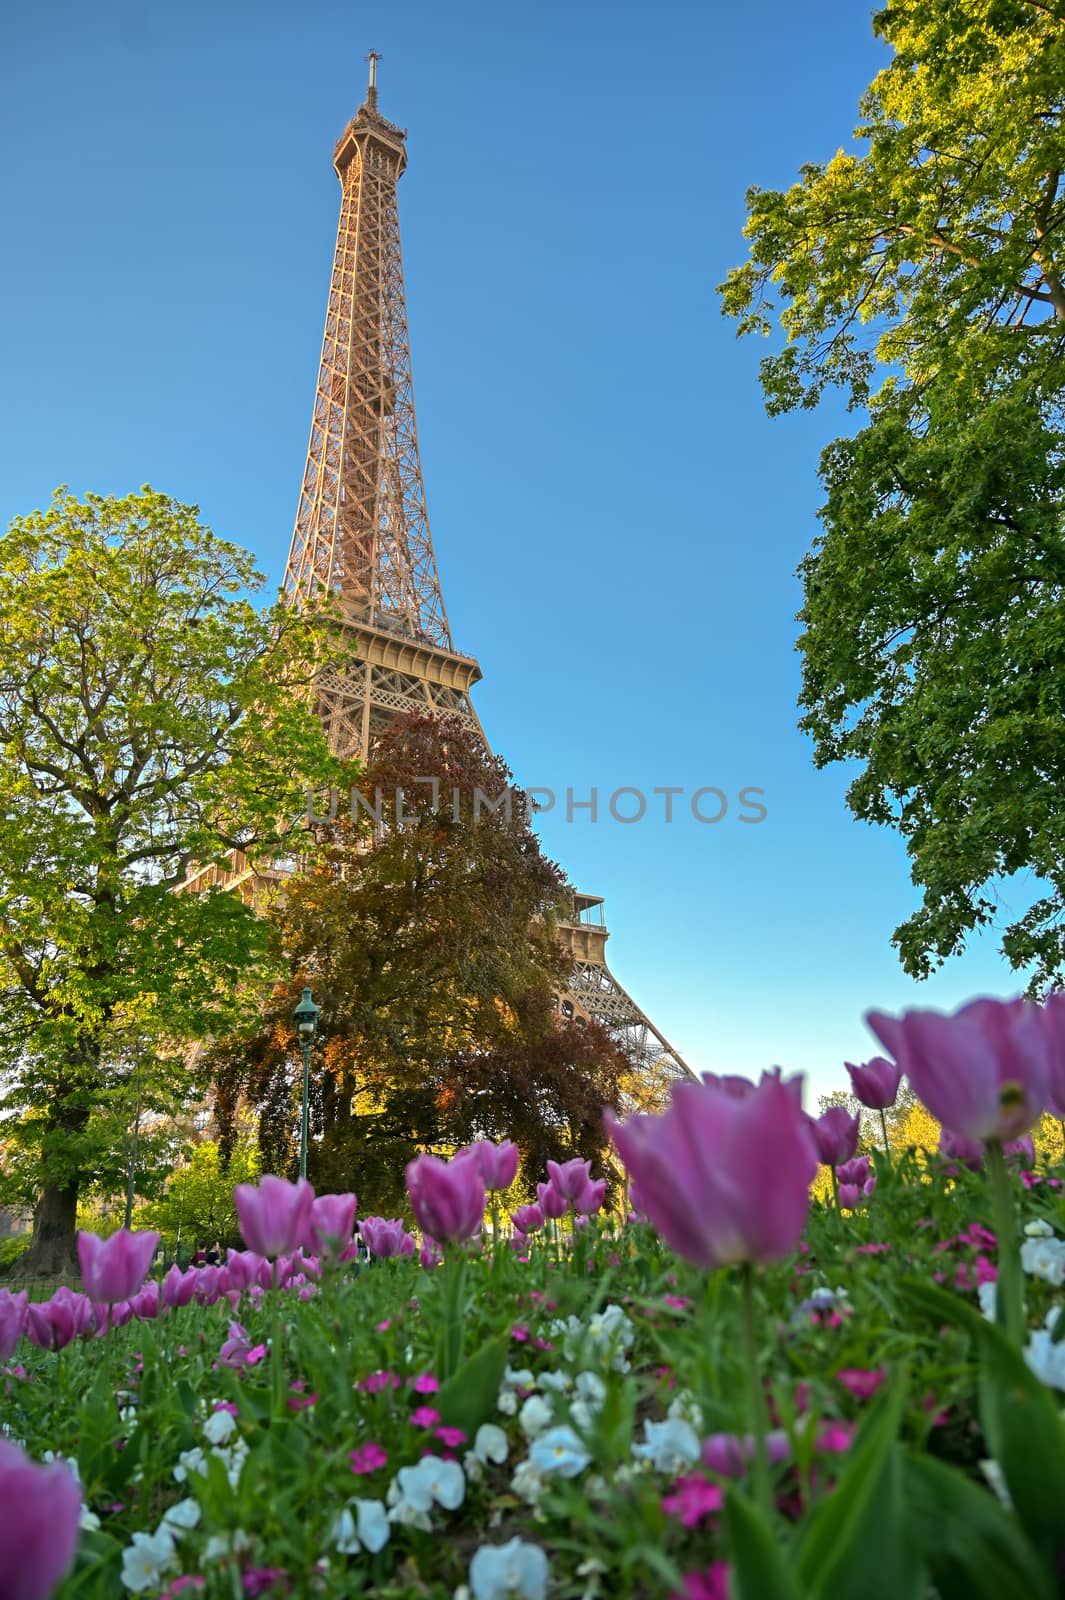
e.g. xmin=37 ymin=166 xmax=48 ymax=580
xmin=456 ymin=1140 xmax=520 ymax=1192
xmin=161 ymin=1264 xmax=197 ymax=1310
xmin=836 ymin=1156 xmax=871 ymax=1188
xmin=77 ymin=1228 xmax=159 ymax=1305
xmin=546 ymin=1158 xmax=593 ymax=1202
xmin=838 ymin=1183 xmax=861 ymax=1210
xmin=1006 ymin=1135 xmax=1036 ymax=1169
xmin=939 ymin=1129 xmax=986 ymax=1170
xmin=52 ymin=1286 xmax=95 ymax=1339
xmin=536 ymin=1180 xmax=568 ymax=1221
xmin=359 ymin=1216 xmax=416 ymax=1259
xmin=192 ymin=1266 xmax=225 ymax=1306
xmin=234 ymin=1175 xmax=315 ymax=1259
xmin=306 ymin=1193 xmax=357 ymax=1258
xmin=224 ymin=1250 xmax=265 ymax=1292
xmin=511 ymin=1203 xmax=546 ymax=1235
xmin=110 ymin=1299 xmax=133 ymax=1328
xmin=0 ymin=1289 xmax=27 ymax=1359
xmin=24 ymin=1297 xmax=77 ymax=1352
xmin=810 ymin=1107 xmax=861 ymax=1168
xmin=0 ymin=1438 xmax=82 ymax=1599
xmin=406 ymin=1154 xmax=485 ymax=1245
xmin=420 ymin=1236 xmax=444 ymax=1270
xmin=130 ymin=1281 xmax=159 ymax=1320
xmin=702 ymin=1068 xmax=804 ymax=1109
xmin=606 ymin=1074 xmax=817 ymax=1270
xmin=867 ymin=997 xmax=1048 ymax=1141
xmin=573 ymin=1177 xmax=607 ymax=1215
xmin=845 ymin=1057 xmax=903 ymax=1111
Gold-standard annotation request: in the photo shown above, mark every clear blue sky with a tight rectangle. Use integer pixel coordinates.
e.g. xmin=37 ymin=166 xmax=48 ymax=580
xmin=0 ymin=0 xmax=1034 ymax=1103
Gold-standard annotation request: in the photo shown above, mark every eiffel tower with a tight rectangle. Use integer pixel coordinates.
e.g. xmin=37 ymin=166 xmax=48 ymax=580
xmin=262 ymin=59 xmax=692 ymax=1087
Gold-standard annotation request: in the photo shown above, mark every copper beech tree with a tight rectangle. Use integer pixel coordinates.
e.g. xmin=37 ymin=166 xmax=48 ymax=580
xmin=212 ymin=714 xmax=629 ymax=1215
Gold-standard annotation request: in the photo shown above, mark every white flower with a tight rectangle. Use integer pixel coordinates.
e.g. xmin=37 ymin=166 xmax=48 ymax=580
xmin=497 ymin=1390 xmax=518 ymax=1417
xmin=80 ymin=1507 xmax=101 ymax=1532
xmin=396 ymin=1455 xmax=466 ymax=1513
xmin=519 ymin=1395 xmax=554 ymax=1439
xmin=473 ymin=1423 xmax=509 ymax=1465
xmin=354 ymin=1498 xmax=390 ymax=1553
xmin=537 ymin=1370 xmax=572 ymax=1394
xmin=529 ymin=1424 xmax=591 ymax=1478
xmin=510 ymin=1457 xmax=545 ymax=1505
xmin=331 ymin=1507 xmax=361 ymax=1554
xmin=202 ymin=1528 xmax=252 ymax=1562
xmin=573 ymin=1372 xmax=606 ymax=1409
xmin=158 ymin=1497 xmax=201 ymax=1537
xmin=1021 ymin=1237 xmax=1065 ymax=1286
xmin=173 ymin=1447 xmax=207 ymax=1484
xmin=667 ymin=1390 xmax=705 ymax=1433
xmin=576 ymin=1556 xmax=608 ymax=1600
xmin=980 ymin=1458 xmax=1012 ymax=1505
xmin=1025 ymin=1219 xmax=1055 ymax=1238
xmin=631 ymin=1418 xmax=701 ymax=1475
xmin=978 ymin=1281 xmax=997 ymax=1321
xmin=1026 ymin=1330 xmax=1065 ymax=1389
xmin=120 ymin=1529 xmax=177 ymax=1593
xmin=469 ymin=1537 xmax=549 ymax=1600
xmin=203 ymin=1408 xmax=237 ymax=1445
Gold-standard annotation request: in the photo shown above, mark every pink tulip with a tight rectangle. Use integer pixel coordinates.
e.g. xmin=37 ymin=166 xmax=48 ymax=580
xmin=1039 ymin=992 xmax=1065 ymax=1116
xmin=845 ymin=1057 xmax=903 ymax=1110
xmin=836 ymin=1156 xmax=871 ymax=1188
xmin=702 ymin=1067 xmax=804 ymax=1108
xmin=359 ymin=1217 xmax=416 ymax=1259
xmin=234 ymin=1175 xmax=315 ymax=1259
xmin=810 ymin=1107 xmax=861 ymax=1167
xmin=0 ymin=1289 xmax=26 ymax=1359
xmin=939 ymin=1129 xmax=985 ymax=1170
xmin=131 ymin=1281 xmax=159 ymax=1320
xmin=573 ymin=1177 xmax=607 ymax=1215
xmin=52 ymin=1286 xmax=95 ymax=1338
xmin=456 ymin=1140 xmax=520 ymax=1192
xmin=606 ymin=1075 xmax=817 ymax=1270
xmin=0 ymin=1438 xmax=82 ymax=1599
xmin=224 ymin=1251 xmax=266 ymax=1292
xmin=536 ymin=1180 xmax=568 ymax=1221
xmin=838 ymin=1183 xmax=862 ymax=1210
xmin=406 ymin=1154 xmax=485 ymax=1245
xmin=110 ymin=1299 xmax=133 ymax=1328
xmin=77 ymin=1228 xmax=159 ymax=1305
xmin=511 ymin=1203 xmax=545 ymax=1235
xmin=867 ymin=997 xmax=1048 ymax=1141
xmin=306 ymin=1193 xmax=357 ymax=1258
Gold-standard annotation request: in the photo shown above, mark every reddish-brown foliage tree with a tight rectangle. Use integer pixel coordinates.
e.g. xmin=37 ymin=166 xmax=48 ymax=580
xmin=212 ymin=715 xmax=628 ymax=1214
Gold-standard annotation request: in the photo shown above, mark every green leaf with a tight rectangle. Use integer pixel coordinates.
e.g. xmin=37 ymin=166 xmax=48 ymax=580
xmin=904 ymin=1278 xmax=1065 ymax=1564
xmin=796 ymin=1382 xmax=924 ymax=1600
xmin=902 ymin=1451 xmax=1055 ymax=1600
xmin=724 ymin=1491 xmax=804 ymax=1600
xmin=435 ymin=1332 xmax=510 ymax=1437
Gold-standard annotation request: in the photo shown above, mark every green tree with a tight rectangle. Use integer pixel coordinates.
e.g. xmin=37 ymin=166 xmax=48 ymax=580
xmin=211 ymin=713 xmax=630 ymax=1215
xmin=721 ymin=1 xmax=1065 ymax=989
xmin=0 ymin=487 xmax=350 ymax=1275
xmin=136 ymin=1137 xmax=260 ymax=1256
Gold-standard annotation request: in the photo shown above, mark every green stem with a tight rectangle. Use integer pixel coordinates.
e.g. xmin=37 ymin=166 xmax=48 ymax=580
xmin=878 ymin=1109 xmax=892 ymax=1167
xmin=830 ymin=1165 xmax=840 ymax=1210
xmin=271 ymin=1259 xmax=284 ymax=1418
xmin=440 ymin=1247 xmax=468 ymax=1380
xmin=986 ymin=1139 xmax=1024 ymax=1346
xmin=1058 ymin=1119 xmax=1065 ymax=1166
xmin=740 ymin=1263 xmax=772 ymax=1519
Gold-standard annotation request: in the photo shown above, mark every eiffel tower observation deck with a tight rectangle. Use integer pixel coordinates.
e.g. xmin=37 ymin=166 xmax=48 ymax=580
xmin=191 ymin=58 xmax=692 ymax=1088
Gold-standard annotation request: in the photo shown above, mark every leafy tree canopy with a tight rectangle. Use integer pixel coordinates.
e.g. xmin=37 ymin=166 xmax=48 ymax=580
xmin=0 ymin=486 xmax=351 ymax=1271
xmin=211 ymin=714 xmax=630 ymax=1215
xmin=721 ymin=0 xmax=1065 ymax=988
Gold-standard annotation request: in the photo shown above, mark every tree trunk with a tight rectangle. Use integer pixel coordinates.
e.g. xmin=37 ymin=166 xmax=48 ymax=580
xmin=11 ymin=1179 xmax=81 ymax=1281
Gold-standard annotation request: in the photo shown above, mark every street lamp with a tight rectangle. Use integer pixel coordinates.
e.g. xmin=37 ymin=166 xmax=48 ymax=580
xmin=294 ymin=986 xmax=320 ymax=1182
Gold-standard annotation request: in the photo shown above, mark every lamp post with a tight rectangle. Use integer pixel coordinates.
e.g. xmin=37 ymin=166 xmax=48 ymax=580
xmin=294 ymin=987 xmax=320 ymax=1182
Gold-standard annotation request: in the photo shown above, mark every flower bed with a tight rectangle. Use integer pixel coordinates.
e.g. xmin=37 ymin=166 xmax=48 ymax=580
xmin=5 ymin=997 xmax=1065 ymax=1598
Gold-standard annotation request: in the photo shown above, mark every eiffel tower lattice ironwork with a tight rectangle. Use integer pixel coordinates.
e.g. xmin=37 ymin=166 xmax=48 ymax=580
xmin=285 ymin=62 xmax=693 ymax=1087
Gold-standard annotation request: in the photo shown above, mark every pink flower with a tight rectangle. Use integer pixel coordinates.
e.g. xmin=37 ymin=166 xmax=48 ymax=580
xmin=359 ymin=1217 xmax=416 ymax=1259
xmin=435 ymin=1425 xmax=467 ymax=1447
xmin=511 ymin=1203 xmax=545 ymax=1235
xmin=535 ymin=1181 xmax=568 ymax=1220
xmin=816 ymin=1420 xmax=855 ymax=1454
xmin=406 ymin=1154 xmax=485 ymax=1245
xmin=836 ymin=1156 xmax=871 ymax=1188
xmin=838 ymin=1183 xmax=863 ymax=1211
xmin=77 ymin=1228 xmax=159 ymax=1304
xmin=867 ymin=997 xmax=1048 ymax=1141
xmin=1038 ymin=991 xmax=1065 ymax=1117
xmin=845 ymin=1057 xmax=903 ymax=1110
xmin=456 ymin=1139 xmax=520 ymax=1191
xmin=810 ymin=1107 xmax=861 ymax=1167
xmin=224 ymin=1251 xmax=266 ymax=1292
xmin=546 ymin=1158 xmax=593 ymax=1202
xmin=606 ymin=1075 xmax=817 ymax=1271
xmin=419 ymin=1236 xmax=444 ymax=1270
xmin=130 ymin=1281 xmax=160 ymax=1320
xmin=234 ymin=1175 xmax=314 ymax=1259
xmin=357 ymin=1370 xmax=400 ymax=1393
xmin=702 ymin=1430 xmax=791 ymax=1477
xmin=350 ymin=1442 xmax=388 ymax=1474
xmin=25 ymin=1297 xmax=78 ymax=1352
xmin=661 ymin=1475 xmax=724 ymax=1527
xmin=836 ymin=1367 xmax=887 ymax=1400
xmin=305 ymin=1192 xmax=357 ymax=1258
xmin=162 ymin=1580 xmax=206 ymax=1597
xmin=0 ymin=1290 xmax=27 ymax=1359
xmin=0 ymin=1439 xmax=82 ymax=1599
xmin=241 ymin=1569 xmax=291 ymax=1597
xmin=671 ymin=1565 xmax=730 ymax=1600
xmin=410 ymin=1406 xmax=442 ymax=1428
xmin=573 ymin=1177 xmax=607 ymax=1215
xmin=162 ymin=1264 xmax=197 ymax=1310
xmin=410 ymin=1372 xmax=439 ymax=1393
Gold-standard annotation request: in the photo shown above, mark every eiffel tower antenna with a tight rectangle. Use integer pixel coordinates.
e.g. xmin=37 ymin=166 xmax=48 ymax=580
xmin=280 ymin=70 xmax=693 ymax=1087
